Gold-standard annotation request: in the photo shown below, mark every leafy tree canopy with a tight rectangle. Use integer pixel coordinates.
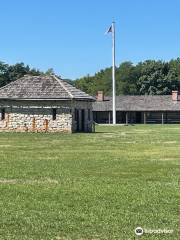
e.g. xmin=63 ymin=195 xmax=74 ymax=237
xmin=75 ymin=58 xmax=180 ymax=95
xmin=0 ymin=61 xmax=42 ymax=87
xmin=2 ymin=59 xmax=180 ymax=96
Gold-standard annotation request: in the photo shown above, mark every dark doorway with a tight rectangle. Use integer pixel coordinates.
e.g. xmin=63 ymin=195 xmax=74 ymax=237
xmin=136 ymin=112 xmax=142 ymax=123
xmin=120 ymin=112 xmax=126 ymax=124
xmin=81 ymin=109 xmax=85 ymax=131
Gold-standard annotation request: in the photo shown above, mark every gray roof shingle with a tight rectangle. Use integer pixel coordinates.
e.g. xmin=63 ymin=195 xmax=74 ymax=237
xmin=93 ymin=95 xmax=180 ymax=111
xmin=0 ymin=75 xmax=94 ymax=101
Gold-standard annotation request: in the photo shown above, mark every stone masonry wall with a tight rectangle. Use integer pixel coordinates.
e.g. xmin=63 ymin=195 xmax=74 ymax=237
xmin=0 ymin=100 xmax=94 ymax=133
xmin=0 ymin=100 xmax=73 ymax=133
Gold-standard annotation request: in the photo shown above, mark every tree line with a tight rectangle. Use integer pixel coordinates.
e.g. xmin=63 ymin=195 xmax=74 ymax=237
xmin=0 ymin=61 xmax=73 ymax=87
xmin=1 ymin=59 xmax=180 ymax=95
xmin=0 ymin=61 xmax=43 ymax=87
xmin=74 ymin=59 xmax=180 ymax=95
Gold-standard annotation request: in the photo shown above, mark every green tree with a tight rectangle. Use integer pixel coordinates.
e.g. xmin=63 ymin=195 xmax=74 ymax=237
xmin=136 ymin=60 xmax=179 ymax=95
xmin=45 ymin=68 xmax=55 ymax=75
xmin=116 ymin=62 xmax=139 ymax=95
xmin=0 ymin=62 xmax=41 ymax=87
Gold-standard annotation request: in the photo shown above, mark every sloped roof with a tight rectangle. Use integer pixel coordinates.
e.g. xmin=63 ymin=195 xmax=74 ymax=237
xmin=93 ymin=95 xmax=180 ymax=111
xmin=0 ymin=75 xmax=94 ymax=101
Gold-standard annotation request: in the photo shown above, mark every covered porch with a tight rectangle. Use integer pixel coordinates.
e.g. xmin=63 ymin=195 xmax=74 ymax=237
xmin=93 ymin=111 xmax=180 ymax=124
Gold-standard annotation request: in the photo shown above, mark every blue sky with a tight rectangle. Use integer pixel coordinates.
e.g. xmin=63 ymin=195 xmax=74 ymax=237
xmin=1 ymin=0 xmax=180 ymax=79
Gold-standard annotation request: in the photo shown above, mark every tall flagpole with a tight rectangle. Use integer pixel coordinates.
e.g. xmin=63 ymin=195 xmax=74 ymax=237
xmin=112 ymin=22 xmax=116 ymax=124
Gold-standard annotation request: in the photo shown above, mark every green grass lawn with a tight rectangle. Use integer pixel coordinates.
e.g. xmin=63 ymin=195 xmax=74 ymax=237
xmin=0 ymin=125 xmax=179 ymax=240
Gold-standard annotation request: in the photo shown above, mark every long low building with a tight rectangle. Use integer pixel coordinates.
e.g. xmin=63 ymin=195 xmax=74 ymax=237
xmin=92 ymin=91 xmax=180 ymax=124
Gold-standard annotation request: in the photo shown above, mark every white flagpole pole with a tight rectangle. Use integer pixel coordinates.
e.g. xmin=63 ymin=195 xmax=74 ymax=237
xmin=112 ymin=22 xmax=116 ymax=124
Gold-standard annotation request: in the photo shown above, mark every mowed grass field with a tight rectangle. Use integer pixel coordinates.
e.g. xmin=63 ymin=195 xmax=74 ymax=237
xmin=0 ymin=125 xmax=179 ymax=240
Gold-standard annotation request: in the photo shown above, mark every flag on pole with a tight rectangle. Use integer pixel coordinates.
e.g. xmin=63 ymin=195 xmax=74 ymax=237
xmin=105 ymin=25 xmax=112 ymax=34
xmin=105 ymin=22 xmax=116 ymax=124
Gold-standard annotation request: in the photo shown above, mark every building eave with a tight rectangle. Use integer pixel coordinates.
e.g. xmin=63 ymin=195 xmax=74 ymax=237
xmin=0 ymin=97 xmax=94 ymax=101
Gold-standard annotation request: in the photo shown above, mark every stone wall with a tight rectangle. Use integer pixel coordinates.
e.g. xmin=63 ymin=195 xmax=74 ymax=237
xmin=0 ymin=100 xmax=73 ymax=133
xmin=0 ymin=99 xmax=94 ymax=133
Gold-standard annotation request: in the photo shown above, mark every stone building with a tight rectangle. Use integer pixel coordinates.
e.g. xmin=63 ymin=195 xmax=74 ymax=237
xmin=0 ymin=75 xmax=95 ymax=133
xmin=93 ymin=90 xmax=180 ymax=124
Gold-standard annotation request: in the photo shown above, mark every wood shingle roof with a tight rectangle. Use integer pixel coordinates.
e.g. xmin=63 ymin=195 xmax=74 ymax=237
xmin=0 ymin=75 xmax=94 ymax=100
xmin=93 ymin=95 xmax=180 ymax=111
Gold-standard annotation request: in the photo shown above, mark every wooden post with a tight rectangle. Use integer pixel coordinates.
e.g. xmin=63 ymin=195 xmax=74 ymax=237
xmin=108 ymin=111 xmax=111 ymax=124
xmin=32 ymin=117 xmax=36 ymax=131
xmin=144 ymin=112 xmax=146 ymax=124
xmin=44 ymin=119 xmax=48 ymax=132
xmin=126 ymin=112 xmax=128 ymax=125
xmin=161 ymin=112 xmax=164 ymax=124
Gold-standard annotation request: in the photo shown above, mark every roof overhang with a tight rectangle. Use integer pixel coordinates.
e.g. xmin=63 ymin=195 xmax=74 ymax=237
xmin=0 ymin=98 xmax=95 ymax=101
